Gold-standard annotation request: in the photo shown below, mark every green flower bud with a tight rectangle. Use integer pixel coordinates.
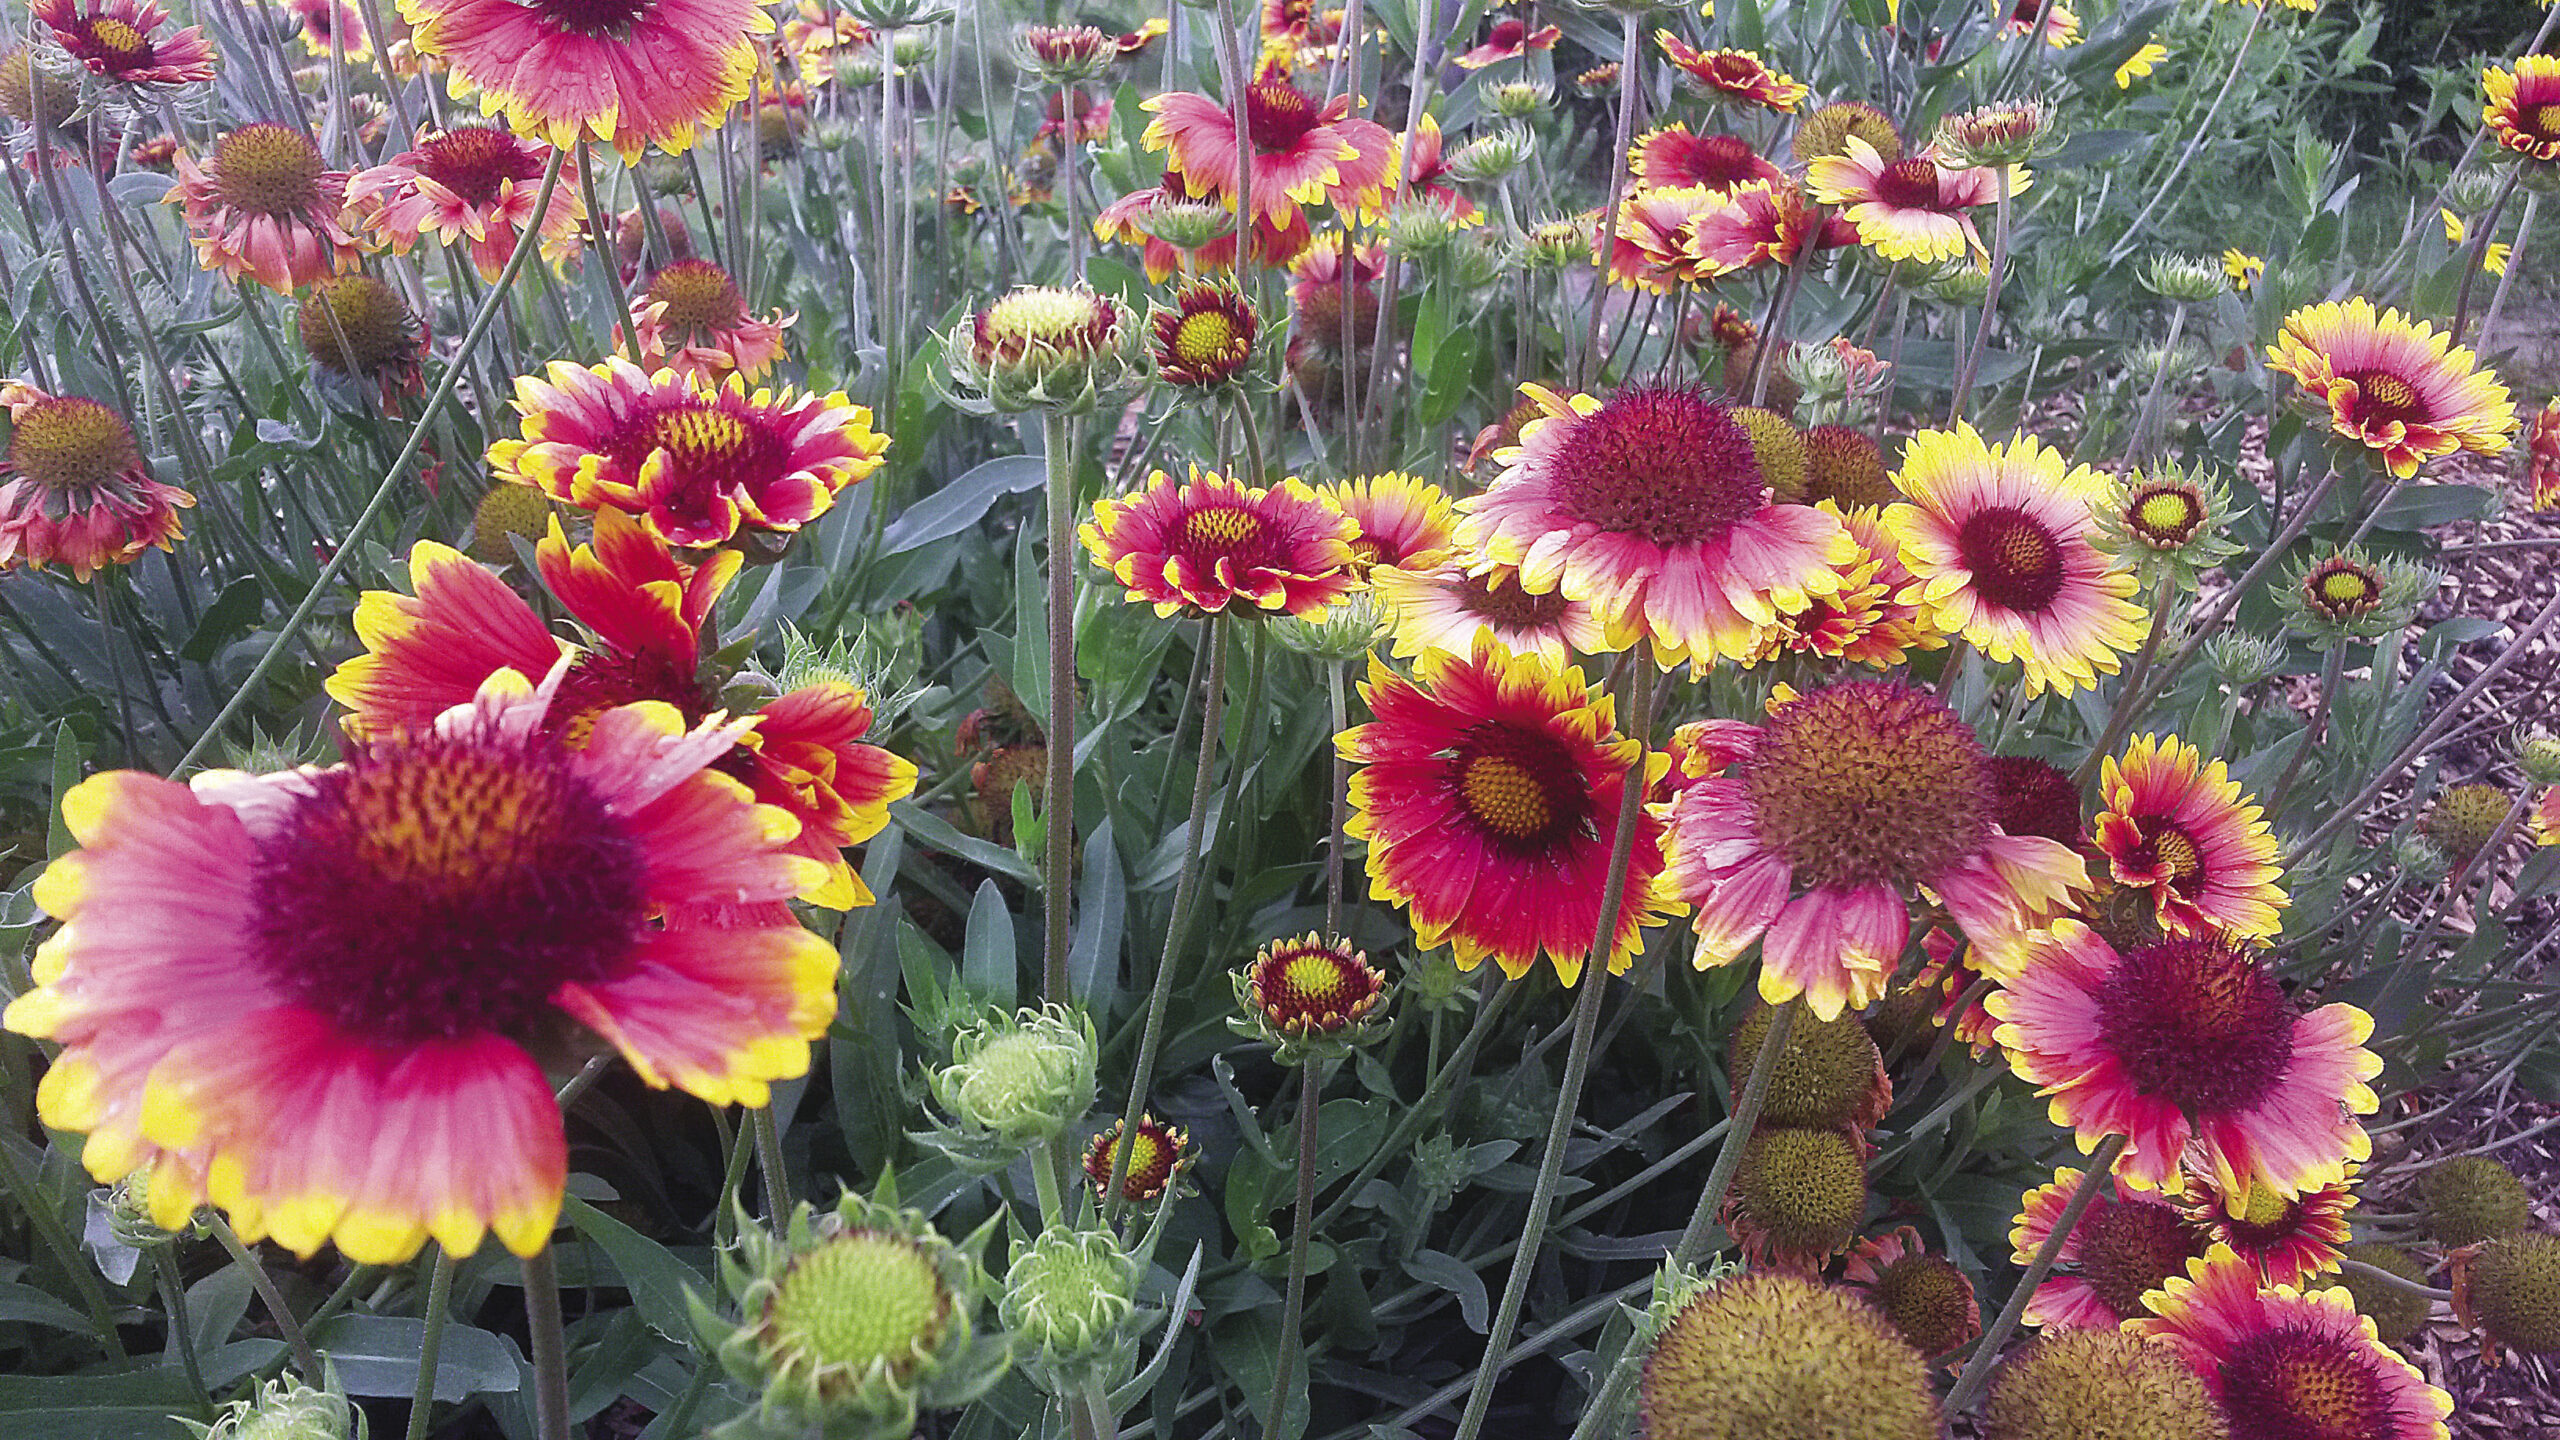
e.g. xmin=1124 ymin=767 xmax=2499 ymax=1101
xmin=1521 ymin=218 xmax=1589 ymax=271
xmin=929 ymin=1005 xmax=1099 ymax=1154
xmin=2095 ymin=462 xmax=2247 ymax=591
xmin=1487 ymin=81 xmax=1550 ymax=119
xmin=944 ymin=285 xmax=1141 ymax=414
xmin=2202 ymin=630 xmax=2286 ymax=687
xmin=1934 ymin=99 xmax=2055 ymax=168
xmin=2519 ymin=731 xmax=2560 ymax=786
xmin=2139 ymin=253 xmax=2231 ymax=303
xmin=1271 ymin=591 xmax=1384 ymax=663
xmin=2277 ymin=546 xmax=2437 ymax=641
xmin=1000 ymin=1225 xmax=1138 ymax=1380
xmin=1137 ymin=199 xmax=1234 ymax=251
xmin=1385 ymin=199 xmax=1459 ymax=255
xmin=181 ymin=1377 xmax=355 ymax=1440
xmin=1446 ymin=129 xmax=1534 ymax=186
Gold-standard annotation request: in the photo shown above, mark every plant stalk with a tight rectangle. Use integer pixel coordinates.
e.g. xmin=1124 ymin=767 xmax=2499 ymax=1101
xmin=1945 ymin=1133 xmax=2127 ymax=1414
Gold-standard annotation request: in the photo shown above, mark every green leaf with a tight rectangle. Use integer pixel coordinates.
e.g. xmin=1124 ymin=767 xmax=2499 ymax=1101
xmin=48 ymin=722 xmax=80 ymax=862
xmin=0 ymin=1280 xmax=93 ymax=1333
xmin=1067 ymin=817 xmax=1125 ymax=1008
xmin=1012 ymin=520 xmax=1047 ymax=727
xmin=178 ymin=577 xmax=268 ymax=664
xmin=561 ymin=1196 xmax=712 ymax=1344
xmin=960 ymin=879 xmax=1017 ymax=1009
xmin=889 ymin=802 xmax=1039 ymax=885
xmin=878 ymin=454 xmax=1045 ymax=556
xmin=309 ymin=1313 xmax=522 ymax=1400
xmin=1403 ymin=1250 xmax=1489 ymax=1333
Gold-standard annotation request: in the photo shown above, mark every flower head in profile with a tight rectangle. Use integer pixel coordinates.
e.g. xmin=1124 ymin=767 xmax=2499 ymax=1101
xmin=1807 ymin=137 xmax=2027 ymax=264
xmin=2010 ymin=1165 xmax=2208 ymax=1330
xmin=1081 ymin=467 xmax=1359 ymax=619
xmin=1339 ymin=636 xmax=1680 ymax=984
xmin=397 ymin=0 xmax=771 ymax=160
xmin=488 ymin=359 xmax=888 ymax=548
xmin=1843 ymin=1226 xmax=1982 ymax=1359
xmin=2137 ymin=1247 xmax=2453 ymax=1440
xmin=2276 ymin=545 xmax=2437 ymax=641
xmin=1658 ymin=680 xmax=2084 ymax=1019
xmin=4 ymin=667 xmax=837 ymax=1263
xmin=1990 ymin=921 xmax=2381 ymax=1201
xmin=298 ymin=274 xmax=428 ymax=407
xmin=1233 ymin=934 xmax=1389 ymax=1061
xmin=947 ymin=284 xmax=1141 ymax=413
xmin=31 ymin=0 xmax=215 ymax=89
xmin=1140 ymin=71 xmax=1393 ymax=239
xmin=165 ymin=122 xmax=364 ymax=293
xmin=2093 ymin=735 xmax=2286 ymax=941
xmin=1996 ymin=0 xmax=2080 ymax=45
xmin=1319 ymin=472 xmax=1457 ymax=572
xmin=1372 ymin=558 xmax=1607 ymax=670
xmin=2528 ymin=397 xmax=2560 ymax=511
xmin=628 ymin=258 xmax=793 ymax=385
xmin=0 ymin=382 xmax=194 ymax=580
xmin=1882 ymin=423 xmax=2147 ymax=697
xmin=1653 ymin=34 xmax=1807 ymax=112
xmin=2482 ymin=54 xmax=2560 ymax=165
xmin=1454 ymin=13 xmax=1558 ymax=70
xmin=1630 ymin=125 xmax=1788 ymax=194
xmin=1457 ymin=382 xmax=1856 ymax=670
xmin=2265 ymin=297 xmax=2518 ymax=477
xmin=348 ymin=125 xmax=584 ymax=282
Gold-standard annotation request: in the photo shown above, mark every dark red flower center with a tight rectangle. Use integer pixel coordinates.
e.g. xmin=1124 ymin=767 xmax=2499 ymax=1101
xmin=2218 ymin=1323 xmax=2400 ymax=1440
xmin=1245 ymin=80 xmax=1323 ymax=154
xmin=1486 ymin=18 xmax=1525 ymax=47
xmin=2529 ymin=103 xmax=2560 ymax=141
xmin=251 ymin=735 xmax=647 ymax=1048
xmin=648 ymin=259 xmax=749 ymax=338
xmin=1955 ymin=505 xmax=2066 ymax=612
xmin=2075 ymin=1195 xmax=2204 ymax=1319
xmin=414 ymin=126 xmax=544 ymax=209
xmin=213 ymin=122 xmax=326 ymax=216
xmin=1546 ymin=384 xmax=1768 ymax=546
xmin=2345 ymin=369 xmax=2425 ymax=428
xmin=1740 ymin=680 xmax=1992 ymax=890
xmin=6 ymin=396 xmax=142 ymax=492
xmin=1178 ymin=503 xmax=1280 ymax=572
xmin=1459 ymin=571 xmax=1570 ymax=629
xmin=1449 ymin=720 xmax=1591 ymax=852
xmin=1086 ymin=1118 xmax=1183 ymax=1201
xmin=2094 ymin=937 xmax=2300 ymax=1119
xmin=530 ymin=0 xmax=656 ymax=39
xmin=2122 ymin=817 xmax=2207 ymax=895
xmin=1981 ymin=754 xmax=2082 ymax=845
xmin=1873 ymin=158 xmax=1944 ymax=209
xmin=551 ymin=647 xmax=711 ymax=748
xmin=1653 ymin=132 xmax=1767 ymax=191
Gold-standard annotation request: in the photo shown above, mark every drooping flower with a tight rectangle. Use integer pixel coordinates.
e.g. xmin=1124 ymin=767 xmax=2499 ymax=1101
xmin=165 ymin=122 xmax=365 ymax=292
xmin=1843 ymin=1226 xmax=1982 ymax=1358
xmin=1338 ymin=636 xmax=1679 ymax=984
xmin=2264 ymin=297 xmax=2518 ymax=477
xmin=1653 ymin=34 xmax=1807 ymax=112
xmin=0 ymin=382 xmax=194 ymax=580
xmin=2011 ymin=1165 xmax=2209 ymax=1330
xmin=1996 ymin=0 xmax=2079 ymax=46
xmin=2175 ymin=1160 xmax=2354 ymax=1288
xmin=1080 ymin=467 xmax=1359 ymax=619
xmin=1806 ymin=136 xmax=2026 ymax=264
xmin=298 ymin=274 xmax=428 ymax=407
xmin=1318 ymin=471 xmax=1457 ymax=571
xmin=3 ymin=667 xmax=838 ymax=1263
xmin=2093 ymin=734 xmax=2287 ymax=940
xmin=487 ymin=358 xmax=888 ymax=548
xmin=1372 ymin=557 xmax=1606 ymax=669
xmin=31 ymin=0 xmax=216 ymax=88
xmin=405 ymin=0 xmax=764 ymax=159
xmin=2222 ymin=249 xmax=2263 ymax=291
xmin=1882 ymin=423 xmax=2148 ymax=697
xmin=627 ymin=258 xmax=793 ymax=385
xmin=1989 ymin=920 xmax=2381 ymax=1201
xmin=1629 ymin=125 xmax=1787 ymax=194
xmin=2138 ymin=1247 xmax=2453 ymax=1440
xmin=2527 ymin=397 xmax=2559 ymax=511
xmin=2114 ymin=41 xmax=2168 ymax=89
xmin=1457 ymin=382 xmax=1855 ymax=669
xmin=1657 ymin=680 xmax=2084 ymax=1019
xmin=1453 ymin=13 xmax=1558 ymax=70
xmin=2483 ymin=54 xmax=2560 ymax=164
xmin=1140 ymin=72 xmax=1393 ymax=239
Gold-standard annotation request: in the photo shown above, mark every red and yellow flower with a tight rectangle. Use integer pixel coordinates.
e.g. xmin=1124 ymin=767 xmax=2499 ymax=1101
xmin=1882 ymin=423 xmax=2147 ymax=697
xmin=2093 ymin=734 xmax=2288 ymax=940
xmin=1339 ymin=636 xmax=1680 ymax=984
xmin=1997 ymin=0 xmax=2080 ymax=46
xmin=487 ymin=359 xmax=887 ymax=548
xmin=1085 ymin=1114 xmax=1189 ymax=1204
xmin=2482 ymin=54 xmax=2560 ymax=164
xmin=0 ymin=382 xmax=194 ymax=580
xmin=1148 ymin=278 xmax=1262 ymax=391
xmin=32 ymin=0 xmax=215 ymax=87
xmin=2010 ymin=1164 xmax=2208 ymax=1330
xmin=1630 ymin=125 xmax=1787 ymax=194
xmin=165 ymin=122 xmax=365 ymax=293
xmin=626 ymin=258 xmax=793 ymax=385
xmin=2137 ymin=1247 xmax=2453 ymax=1440
xmin=2265 ymin=297 xmax=2519 ymax=478
xmin=2176 ymin=1160 xmax=2354 ymax=1288
xmin=1454 ymin=13 xmax=1558 ymax=70
xmin=1081 ymin=467 xmax=1359 ymax=619
xmin=1372 ymin=556 xmax=1607 ymax=669
xmin=4 ymin=666 xmax=838 ymax=1264
xmin=1757 ymin=503 xmax=1944 ymax=670
xmin=2535 ymin=783 xmax=2560 ymax=845
xmin=1989 ymin=921 xmax=2380 ymax=1201
xmin=1318 ymin=471 xmax=1457 ymax=571
xmin=1681 ymin=179 xmax=1858 ymax=274
xmin=2528 ymin=397 xmax=2559 ymax=511
xmin=1457 ymin=382 xmax=1856 ymax=669
xmin=1653 ymin=34 xmax=1807 ymax=111
xmin=348 ymin=125 xmax=585 ymax=282
xmin=1807 ymin=136 xmax=2026 ymax=264
xmin=1141 ymin=72 xmax=1393 ymax=239
xmin=1657 ymin=680 xmax=2085 ymax=1019
xmin=397 ymin=0 xmax=771 ymax=159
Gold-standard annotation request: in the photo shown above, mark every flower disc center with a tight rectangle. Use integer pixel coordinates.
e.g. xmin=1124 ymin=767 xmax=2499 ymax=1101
xmin=86 ymin=18 xmax=148 ymax=58
xmin=2533 ymin=103 xmax=2560 ymax=140
xmin=2093 ymin=938 xmax=2300 ymax=1119
xmin=1546 ymin=384 xmax=1767 ymax=546
xmin=6 ymin=396 xmax=142 ymax=492
xmin=767 ymin=1231 xmax=950 ymax=1380
xmin=1955 ymin=505 xmax=2067 ymax=612
xmin=213 ymin=123 xmax=326 ymax=217
xmin=416 ymin=126 xmax=544 ymax=208
xmin=648 ymin=259 xmax=748 ymax=338
xmin=1451 ymin=721 xmax=1588 ymax=851
xmin=2075 ymin=1196 xmax=2202 ymax=1319
xmin=1244 ymin=81 xmax=1321 ymax=154
xmin=1459 ymin=571 xmax=1570 ymax=628
xmin=2218 ymin=1325 xmax=2398 ymax=1440
xmin=2129 ymin=485 xmax=2204 ymax=547
xmin=2308 ymin=561 xmax=2381 ymax=617
xmin=1180 ymin=504 xmax=1267 ymax=565
xmin=1874 ymin=158 xmax=1944 ymax=209
xmin=1739 ymin=680 xmax=1992 ymax=890
xmin=2347 ymin=370 xmax=2423 ymax=426
xmin=1172 ymin=310 xmax=1240 ymax=367
xmin=530 ymin=0 xmax=657 ymax=39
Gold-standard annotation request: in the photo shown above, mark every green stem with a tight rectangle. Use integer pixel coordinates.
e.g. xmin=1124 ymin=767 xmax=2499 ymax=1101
xmin=150 ymin=1248 xmax=214 ymax=1418
xmin=1032 ymin=1135 xmax=1071 ymax=1227
xmin=1946 ymin=164 xmax=2012 ymax=423
xmin=2260 ymin=639 xmax=2348 ymax=820
xmin=1577 ymin=12 xmax=1642 ymax=390
xmin=2106 ymin=2 xmax=2267 ymax=264
xmin=1945 ymin=1133 xmax=2127 ymax=1415
xmin=174 ymin=146 xmax=569 ymax=775
xmin=1263 ymin=1061 xmax=1323 ymax=1439
xmin=522 ymin=1247 xmax=572 ymax=1440
xmin=1324 ymin=661 xmax=1350 ymax=942
xmin=404 ymin=1245 xmax=456 ymax=1440
xmin=1043 ymin=410 xmax=1082 ymax=1003
xmin=2124 ymin=302 xmax=2190 ymax=467
xmin=2337 ymin=1255 xmax=2450 ymax=1303
xmin=750 ymin=1103 xmax=790 ymax=1221
xmin=1307 ymin=977 xmax=1514 ymax=1235
xmin=2073 ymin=572 xmax=2177 ymax=789
xmin=207 ymin=1214 xmax=320 ymax=1380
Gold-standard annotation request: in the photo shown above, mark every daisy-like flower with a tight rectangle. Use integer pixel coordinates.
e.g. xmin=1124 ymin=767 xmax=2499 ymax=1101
xmin=31 ymin=0 xmax=216 ymax=88
xmin=1147 ymin=278 xmax=1261 ymax=390
xmin=0 ymin=382 xmax=194 ymax=580
xmin=1614 ymin=187 xmax=1728 ymax=289
xmin=1457 ymin=382 xmax=1855 ymax=669
xmin=1653 ymin=34 xmax=1807 ymax=112
xmin=327 ymin=512 xmax=915 ymax=909
xmin=3 ymin=666 xmax=838 ymax=1264
xmin=2093 ymin=734 xmax=2287 ymax=940
xmin=1085 ymin=1115 xmax=1189 ymax=1204
xmin=1989 ymin=920 xmax=2381 ymax=1201
xmin=1843 ymin=1226 xmax=1982 ymax=1358
xmin=627 ymin=258 xmax=793 ymax=385
xmin=1759 ymin=503 xmax=1945 ymax=670
xmin=2176 ymin=1160 xmax=2354 ymax=1288
xmin=1080 ymin=467 xmax=1359 ymax=619
xmin=285 ymin=0 xmax=373 ymax=63
xmin=1236 ymin=934 xmax=1388 ymax=1059
xmin=1454 ymin=13 xmax=1558 ymax=70
xmin=1806 ymin=136 xmax=2025 ymax=264
xmin=2138 ymin=1247 xmax=2453 ymax=1440
xmin=1658 ymin=680 xmax=2085 ymax=1019
xmin=1683 ymin=179 xmax=1858 ymax=275
xmin=2011 ymin=1165 xmax=2208 ymax=1330
xmin=1337 ymin=636 xmax=1680 ymax=984
xmin=1882 ymin=423 xmax=2148 ymax=697
xmin=397 ymin=0 xmax=772 ymax=160
xmin=1996 ymin=0 xmax=2080 ymax=45
xmin=2222 ymin=249 xmax=2264 ymax=291
xmin=2264 ymin=297 xmax=2519 ymax=478
xmin=487 ymin=359 xmax=888 ymax=548
xmin=165 ymin=122 xmax=365 ymax=293
xmin=2483 ymin=54 xmax=2560 ymax=164
xmin=1140 ymin=72 xmax=1393 ymax=240
xmin=1318 ymin=471 xmax=1457 ymax=571
xmin=1629 ymin=125 xmax=1787 ymax=194
xmin=1372 ymin=557 xmax=1607 ymax=668
xmin=348 ymin=126 xmax=585 ymax=282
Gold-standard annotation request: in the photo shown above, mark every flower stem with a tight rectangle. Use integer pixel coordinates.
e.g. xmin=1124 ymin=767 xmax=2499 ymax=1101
xmin=2449 ymin=165 xmax=2524 ymax=347
xmin=2106 ymin=2 xmax=2266 ymax=265
xmin=1945 ymin=1132 xmax=2127 ymax=1415
xmin=2124 ymin=301 xmax=2190 ymax=467
xmin=151 ymin=1247 xmax=214 ymax=1418
xmin=208 ymin=1214 xmax=321 ymax=1380
xmin=1107 ymin=615 xmax=1229 ymax=1225
xmin=2073 ymin=571 xmax=2177 ymax=789
xmin=2260 ymin=638 xmax=2348 ymax=820
xmin=750 ymin=1102 xmax=791 ymax=1221
xmin=403 ymin=1244 xmax=456 ymax=1440
xmin=1324 ymin=660 xmax=1350 ymax=942
xmin=1449 ymin=664 xmax=1655 ymax=1440
xmin=1043 ymin=409 xmax=1082 ymax=1003
xmin=1947 ymin=165 xmax=2013 ymax=424
xmin=1578 ymin=12 xmax=1643 ymax=390
xmin=1263 ymin=1060 xmax=1324 ymax=1438
xmin=522 ymin=1246 xmax=572 ymax=1440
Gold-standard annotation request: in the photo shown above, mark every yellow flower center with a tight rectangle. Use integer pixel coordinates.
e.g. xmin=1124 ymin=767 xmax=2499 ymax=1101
xmin=1281 ymin=952 xmax=1350 ymax=1004
xmin=987 ymin=287 xmax=1108 ymax=348
xmin=2356 ymin=372 xmax=2419 ymax=417
xmin=2130 ymin=487 xmax=2203 ymax=547
xmin=2532 ymin=103 xmax=2560 ymax=138
xmin=6 ymin=397 xmax=141 ymax=492
xmin=1459 ymin=751 xmax=1553 ymax=840
xmin=2151 ymin=825 xmax=2202 ymax=880
xmin=648 ymin=259 xmax=747 ymax=338
xmin=767 ymin=1231 xmax=950 ymax=1379
xmin=1182 ymin=505 xmax=1261 ymax=553
xmin=89 ymin=18 xmax=147 ymax=56
xmin=650 ymin=405 xmax=753 ymax=465
xmin=2313 ymin=565 xmax=2379 ymax=614
xmin=213 ymin=122 xmax=326 ymax=217
xmin=2236 ymin=1181 xmax=2291 ymax=1228
xmin=1173 ymin=311 xmax=1239 ymax=368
